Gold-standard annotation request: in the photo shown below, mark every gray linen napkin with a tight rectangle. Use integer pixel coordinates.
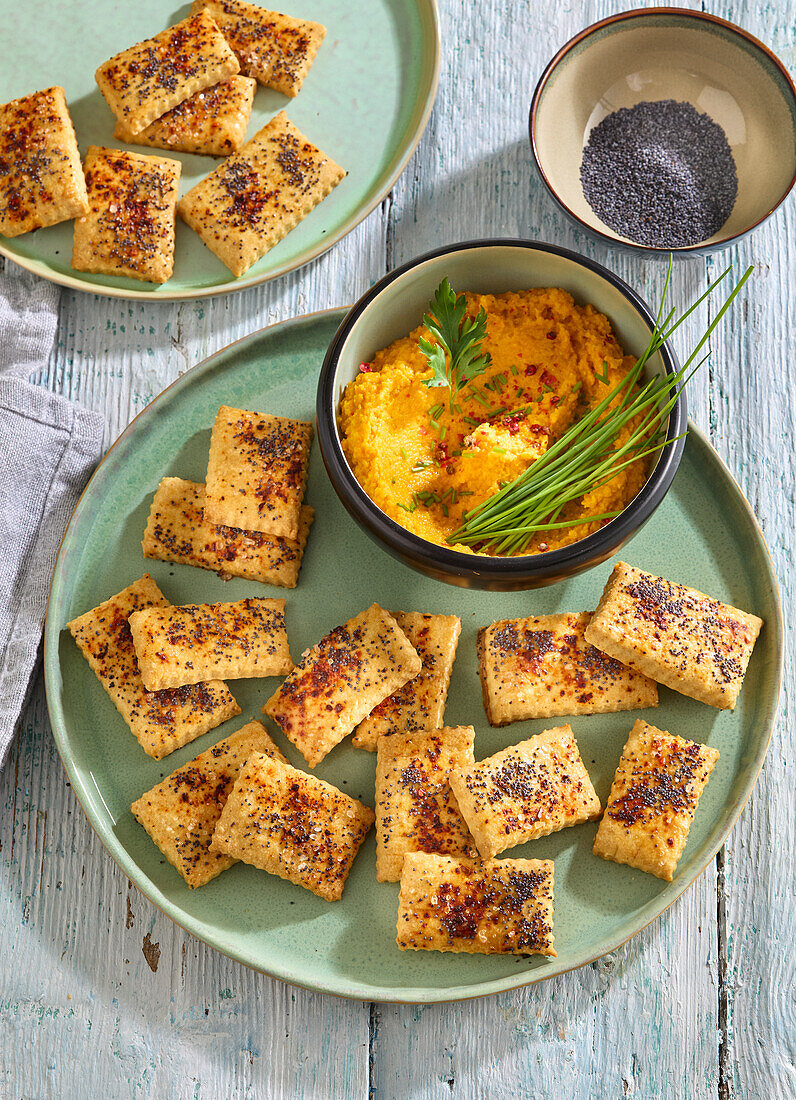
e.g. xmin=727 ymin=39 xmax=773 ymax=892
xmin=0 ymin=261 xmax=104 ymax=766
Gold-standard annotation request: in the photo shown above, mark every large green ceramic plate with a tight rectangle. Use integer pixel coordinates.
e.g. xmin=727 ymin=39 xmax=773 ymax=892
xmin=44 ymin=311 xmax=782 ymax=1002
xmin=0 ymin=1 xmax=439 ymax=299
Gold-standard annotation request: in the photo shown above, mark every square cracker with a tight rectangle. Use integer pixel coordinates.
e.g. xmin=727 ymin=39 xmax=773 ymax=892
xmin=68 ymin=575 xmax=240 ymax=760
xmin=114 ymin=76 xmax=256 ymax=157
xmin=449 ymin=725 xmax=601 ymax=859
xmin=584 ymin=562 xmax=763 ymax=710
xmin=142 ymin=476 xmax=313 ymax=588
xmin=72 ymin=147 xmax=180 ymax=284
xmin=95 ymin=11 xmax=240 ymax=136
xmin=0 ymin=86 xmax=88 ymax=237
xmin=397 ymin=853 xmax=556 ymax=956
xmin=353 ymin=612 xmax=461 ymax=751
xmin=129 ymin=596 xmax=293 ymax=691
xmin=178 ymin=112 xmax=345 ymax=277
xmin=264 ymin=604 xmax=422 ymax=769
xmin=375 ymin=726 xmax=476 ymax=882
xmin=209 ymin=752 xmax=374 ymax=900
xmin=131 ymin=719 xmax=287 ymax=888
xmin=191 ymin=0 xmax=326 ymax=97
xmin=204 ymin=405 xmax=313 ymax=538
xmin=593 ymin=719 xmax=719 ymax=880
xmin=477 ymin=611 xmax=658 ymax=727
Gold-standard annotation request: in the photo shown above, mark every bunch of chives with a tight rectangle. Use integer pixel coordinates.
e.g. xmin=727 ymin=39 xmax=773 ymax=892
xmin=448 ymin=260 xmax=752 ymax=555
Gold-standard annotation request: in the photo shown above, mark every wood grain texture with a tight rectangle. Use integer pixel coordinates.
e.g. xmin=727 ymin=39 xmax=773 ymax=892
xmin=2 ymin=0 xmax=794 ymax=1096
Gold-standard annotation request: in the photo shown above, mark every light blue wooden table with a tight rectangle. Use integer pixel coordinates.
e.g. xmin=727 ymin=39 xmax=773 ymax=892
xmin=2 ymin=1 xmax=794 ymax=1096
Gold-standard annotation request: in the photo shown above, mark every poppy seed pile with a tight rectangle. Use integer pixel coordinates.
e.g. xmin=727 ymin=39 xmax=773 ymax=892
xmin=580 ymin=99 xmax=738 ymax=248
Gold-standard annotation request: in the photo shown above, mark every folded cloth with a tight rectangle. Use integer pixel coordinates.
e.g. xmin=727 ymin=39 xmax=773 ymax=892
xmin=0 ymin=262 xmax=104 ymax=767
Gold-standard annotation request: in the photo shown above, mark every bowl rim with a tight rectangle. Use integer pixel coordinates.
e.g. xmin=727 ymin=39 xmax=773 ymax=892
xmin=528 ymin=5 xmax=796 ymax=255
xmin=316 ymin=237 xmax=687 ymax=581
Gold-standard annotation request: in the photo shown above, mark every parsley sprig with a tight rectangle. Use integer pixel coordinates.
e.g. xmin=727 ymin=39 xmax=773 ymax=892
xmin=419 ymin=278 xmax=491 ymax=414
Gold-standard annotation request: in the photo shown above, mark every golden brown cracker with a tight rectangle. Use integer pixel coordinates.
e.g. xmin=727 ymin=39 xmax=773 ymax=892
xmin=209 ymin=752 xmax=374 ymax=900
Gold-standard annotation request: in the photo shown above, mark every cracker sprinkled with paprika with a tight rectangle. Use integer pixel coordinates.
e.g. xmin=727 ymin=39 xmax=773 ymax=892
xmin=593 ymin=719 xmax=719 ymax=880
xmin=449 ymin=726 xmax=601 ymax=860
xmin=478 ymin=611 xmax=657 ymax=726
xmin=131 ymin=719 xmax=287 ymax=888
xmin=397 ymin=853 xmax=556 ymax=956
xmin=375 ymin=726 xmax=476 ymax=882
xmin=263 ymin=604 xmax=422 ymax=769
xmin=209 ymin=752 xmax=374 ymax=901
xmin=205 ymin=405 xmax=313 ymax=539
xmin=585 ymin=561 xmax=763 ymax=710
xmin=114 ymin=76 xmax=256 ymax=157
xmin=129 ymin=596 xmax=293 ymax=691
xmin=190 ymin=0 xmax=326 ymax=97
xmin=68 ymin=575 xmax=240 ymax=760
xmin=178 ymin=112 xmax=345 ymax=277
xmin=0 ymin=86 xmax=88 ymax=238
xmin=142 ymin=476 xmax=313 ymax=588
xmin=353 ymin=612 xmax=461 ymax=752
xmin=71 ymin=147 xmax=181 ymax=284
xmin=95 ymin=11 xmax=240 ymax=136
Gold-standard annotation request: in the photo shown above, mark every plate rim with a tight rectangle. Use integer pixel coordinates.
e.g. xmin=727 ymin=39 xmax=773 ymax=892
xmin=0 ymin=0 xmax=441 ymax=302
xmin=43 ymin=309 xmax=784 ymax=1003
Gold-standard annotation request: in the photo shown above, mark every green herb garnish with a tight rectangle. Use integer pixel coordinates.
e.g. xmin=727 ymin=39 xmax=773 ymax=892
xmin=420 ymin=278 xmax=491 ymax=413
xmin=447 ymin=259 xmax=752 ymax=555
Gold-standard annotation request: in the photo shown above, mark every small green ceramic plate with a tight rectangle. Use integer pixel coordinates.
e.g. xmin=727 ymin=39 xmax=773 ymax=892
xmin=0 ymin=1 xmax=439 ymax=299
xmin=44 ymin=311 xmax=782 ymax=1002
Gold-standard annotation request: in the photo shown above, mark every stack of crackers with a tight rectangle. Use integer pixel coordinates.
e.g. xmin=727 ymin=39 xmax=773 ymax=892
xmin=68 ymin=393 xmax=764 ymax=966
xmin=1 ymin=2 xmax=345 ymax=282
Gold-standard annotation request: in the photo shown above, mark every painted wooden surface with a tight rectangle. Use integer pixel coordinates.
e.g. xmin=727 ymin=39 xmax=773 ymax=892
xmin=1 ymin=0 xmax=794 ymax=1096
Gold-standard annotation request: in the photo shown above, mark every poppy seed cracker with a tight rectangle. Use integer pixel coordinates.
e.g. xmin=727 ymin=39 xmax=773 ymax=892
xmin=131 ymin=719 xmax=287 ymax=888
xmin=0 ymin=86 xmax=88 ymax=237
xmin=375 ymin=726 xmax=476 ymax=882
xmin=129 ymin=597 xmax=293 ymax=691
xmin=95 ymin=12 xmax=240 ymax=136
xmin=204 ymin=405 xmax=313 ymax=538
xmin=68 ymin=575 xmax=240 ymax=760
xmin=263 ymin=604 xmax=422 ymax=769
xmin=397 ymin=854 xmax=556 ymax=956
xmin=209 ymin=752 xmax=374 ymax=901
xmin=449 ymin=726 xmax=601 ymax=859
xmin=593 ymin=719 xmax=719 ymax=880
xmin=477 ymin=611 xmax=657 ymax=726
xmin=584 ymin=562 xmax=763 ymax=710
xmin=178 ymin=112 xmax=345 ymax=277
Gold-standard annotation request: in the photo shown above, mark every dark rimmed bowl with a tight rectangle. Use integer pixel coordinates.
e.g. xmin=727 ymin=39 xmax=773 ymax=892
xmin=316 ymin=239 xmax=686 ymax=590
xmin=530 ymin=7 xmax=796 ymax=255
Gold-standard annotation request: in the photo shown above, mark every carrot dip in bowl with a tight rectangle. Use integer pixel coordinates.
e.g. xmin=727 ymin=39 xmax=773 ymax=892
xmin=338 ymin=288 xmax=649 ymax=556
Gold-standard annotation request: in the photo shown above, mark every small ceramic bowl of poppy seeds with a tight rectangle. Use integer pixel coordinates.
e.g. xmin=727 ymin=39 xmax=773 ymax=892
xmin=530 ymin=7 xmax=796 ymax=254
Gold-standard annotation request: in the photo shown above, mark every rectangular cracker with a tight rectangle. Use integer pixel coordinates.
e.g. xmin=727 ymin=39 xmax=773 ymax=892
xmin=584 ymin=562 xmax=763 ymax=710
xmin=397 ymin=854 xmax=556 ymax=956
xmin=449 ymin=726 xmax=601 ymax=859
xmin=477 ymin=611 xmax=658 ymax=726
xmin=178 ymin=111 xmax=345 ymax=277
xmin=67 ymin=575 xmax=240 ymax=760
xmin=114 ymin=75 xmax=256 ymax=156
xmin=353 ymin=612 xmax=462 ymax=751
xmin=593 ymin=719 xmax=719 ymax=880
xmin=129 ymin=597 xmax=293 ymax=690
xmin=263 ymin=604 xmax=422 ymax=768
xmin=191 ymin=0 xmax=326 ymax=96
xmin=375 ymin=726 xmax=476 ymax=882
xmin=209 ymin=752 xmax=374 ymax=900
xmin=0 ymin=87 xmax=88 ymax=237
xmin=131 ymin=719 xmax=287 ymax=887
xmin=71 ymin=147 xmax=180 ymax=283
xmin=95 ymin=12 xmax=240 ymax=136
xmin=204 ymin=405 xmax=313 ymax=538
xmin=142 ymin=476 xmax=313 ymax=588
